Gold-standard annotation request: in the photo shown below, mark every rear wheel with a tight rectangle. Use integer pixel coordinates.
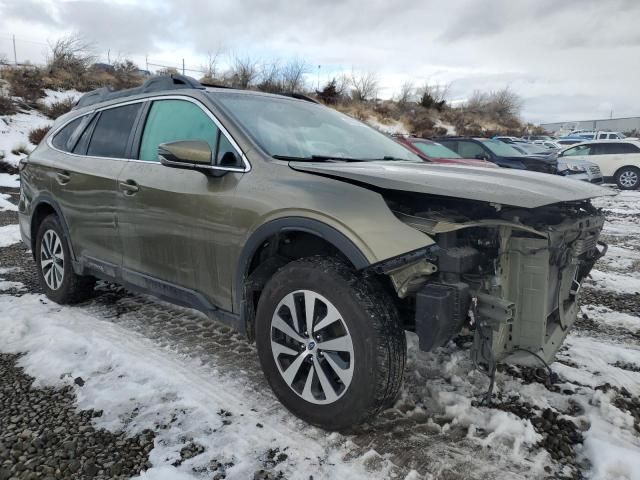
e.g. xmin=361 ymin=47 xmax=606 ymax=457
xmin=615 ymin=166 xmax=640 ymax=190
xmin=255 ymin=256 xmax=406 ymax=430
xmin=35 ymin=214 xmax=95 ymax=304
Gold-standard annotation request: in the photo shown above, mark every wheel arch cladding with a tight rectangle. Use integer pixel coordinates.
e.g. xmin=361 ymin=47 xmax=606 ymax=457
xmin=30 ymin=198 xmax=75 ymax=260
xmin=234 ymin=217 xmax=371 ymax=338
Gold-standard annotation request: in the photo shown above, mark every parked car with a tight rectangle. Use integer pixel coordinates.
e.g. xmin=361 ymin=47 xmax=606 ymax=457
xmin=523 ymin=135 xmax=553 ymax=142
xmin=569 ymin=130 xmax=626 ymax=140
xmin=19 ymin=75 xmax=612 ymax=430
xmin=493 ymin=136 xmax=527 ymax=144
xmin=558 ymin=140 xmax=640 ymax=189
xmin=557 ymin=138 xmax=586 ymax=147
xmin=393 ymin=136 xmax=497 ymax=167
xmin=557 ymin=158 xmax=603 ymax=183
xmin=510 ymin=143 xmax=555 ymax=158
xmin=432 ymin=137 xmax=557 ymax=173
xmin=533 ymin=140 xmax=562 ymax=150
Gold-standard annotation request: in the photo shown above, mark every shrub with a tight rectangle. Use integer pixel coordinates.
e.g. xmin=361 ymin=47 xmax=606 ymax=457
xmin=1 ymin=67 xmax=45 ymax=104
xmin=28 ymin=126 xmax=51 ymax=145
xmin=11 ymin=143 xmax=30 ymax=156
xmin=0 ymin=95 xmax=17 ymax=115
xmin=0 ymin=159 xmax=19 ymax=174
xmin=38 ymin=98 xmax=75 ymax=119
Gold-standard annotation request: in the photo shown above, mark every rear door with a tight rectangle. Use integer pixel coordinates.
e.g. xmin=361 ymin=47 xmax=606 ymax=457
xmin=51 ymin=102 xmax=143 ymax=274
xmin=590 ymin=142 xmax=640 ymax=177
xmin=117 ymin=97 xmax=246 ymax=311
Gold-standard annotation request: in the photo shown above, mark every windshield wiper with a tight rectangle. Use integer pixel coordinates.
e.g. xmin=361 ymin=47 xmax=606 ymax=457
xmin=273 ymin=154 xmax=367 ymax=162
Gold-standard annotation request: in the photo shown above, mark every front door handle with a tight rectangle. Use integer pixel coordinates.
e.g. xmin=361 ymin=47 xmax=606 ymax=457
xmin=119 ymin=180 xmax=139 ymax=195
xmin=56 ymin=171 xmax=71 ymax=185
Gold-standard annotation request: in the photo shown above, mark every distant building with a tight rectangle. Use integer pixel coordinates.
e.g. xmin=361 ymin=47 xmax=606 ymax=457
xmin=540 ymin=116 xmax=640 ymax=135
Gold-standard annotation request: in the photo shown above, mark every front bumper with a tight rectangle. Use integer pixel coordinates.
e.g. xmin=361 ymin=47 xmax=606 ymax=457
xmin=561 ymin=165 xmax=603 ymax=183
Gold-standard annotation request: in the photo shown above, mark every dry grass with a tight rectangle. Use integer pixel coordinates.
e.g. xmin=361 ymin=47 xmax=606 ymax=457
xmin=0 ymin=95 xmax=17 ymax=115
xmin=28 ymin=126 xmax=51 ymax=145
xmin=11 ymin=143 xmax=30 ymax=156
xmin=38 ymin=98 xmax=75 ymax=120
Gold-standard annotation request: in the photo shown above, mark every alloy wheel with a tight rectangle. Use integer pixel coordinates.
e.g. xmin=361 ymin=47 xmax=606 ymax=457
xmin=619 ymin=170 xmax=639 ymax=188
xmin=270 ymin=290 xmax=354 ymax=405
xmin=40 ymin=229 xmax=64 ymax=290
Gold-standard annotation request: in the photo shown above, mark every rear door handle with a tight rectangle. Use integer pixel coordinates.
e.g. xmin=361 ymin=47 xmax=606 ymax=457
xmin=56 ymin=171 xmax=71 ymax=185
xmin=119 ymin=180 xmax=139 ymax=195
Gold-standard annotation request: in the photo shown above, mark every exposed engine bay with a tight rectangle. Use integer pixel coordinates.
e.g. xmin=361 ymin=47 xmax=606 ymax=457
xmin=377 ymin=192 xmax=607 ymax=370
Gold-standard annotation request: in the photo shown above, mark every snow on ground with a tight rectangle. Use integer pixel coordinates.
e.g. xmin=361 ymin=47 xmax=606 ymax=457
xmin=0 ymin=174 xmax=19 ymax=188
xmin=0 ymin=192 xmax=17 ymax=211
xmin=0 ymin=294 xmax=395 ymax=480
xmin=0 ymin=89 xmax=76 ymax=166
xmin=0 ymin=186 xmax=639 ymax=479
xmin=366 ymin=115 xmax=409 ymax=134
xmin=0 ymin=223 xmax=21 ymax=247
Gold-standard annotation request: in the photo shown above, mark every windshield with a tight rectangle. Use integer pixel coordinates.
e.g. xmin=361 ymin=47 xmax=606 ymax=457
xmin=514 ymin=144 xmax=549 ymax=154
xmin=481 ymin=139 xmax=523 ymax=156
xmin=212 ymin=92 xmax=421 ymax=161
xmin=412 ymin=141 xmax=462 ymax=158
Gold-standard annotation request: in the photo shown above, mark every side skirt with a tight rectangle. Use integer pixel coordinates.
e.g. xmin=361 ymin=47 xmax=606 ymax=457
xmin=78 ymin=256 xmax=243 ymax=334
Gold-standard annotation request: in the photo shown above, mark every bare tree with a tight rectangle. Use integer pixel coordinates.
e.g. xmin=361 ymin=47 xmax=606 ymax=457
xmin=348 ymin=70 xmax=379 ymax=102
xmin=201 ymin=46 xmax=224 ymax=82
xmin=256 ymin=59 xmax=282 ymax=92
xmin=465 ymin=87 xmax=522 ymax=120
xmin=395 ymin=80 xmax=415 ymax=106
xmin=417 ymin=82 xmax=450 ymax=110
xmin=227 ymin=53 xmax=258 ymax=88
xmin=281 ymin=57 xmax=308 ymax=93
xmin=47 ymin=34 xmax=96 ymax=75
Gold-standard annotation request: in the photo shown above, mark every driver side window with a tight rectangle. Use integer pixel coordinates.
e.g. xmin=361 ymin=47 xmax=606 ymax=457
xmin=458 ymin=141 xmax=487 ymax=159
xmin=138 ymin=100 xmax=219 ymax=162
xmin=562 ymin=145 xmax=591 ymax=157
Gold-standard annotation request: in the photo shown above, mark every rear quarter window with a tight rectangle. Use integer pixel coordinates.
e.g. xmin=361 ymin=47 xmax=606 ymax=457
xmin=51 ymin=117 xmax=83 ymax=152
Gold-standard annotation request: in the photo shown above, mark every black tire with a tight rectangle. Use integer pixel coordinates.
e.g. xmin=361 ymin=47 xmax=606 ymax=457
xmin=35 ymin=214 xmax=95 ymax=304
xmin=255 ymin=256 xmax=406 ymax=431
xmin=615 ymin=166 xmax=640 ymax=190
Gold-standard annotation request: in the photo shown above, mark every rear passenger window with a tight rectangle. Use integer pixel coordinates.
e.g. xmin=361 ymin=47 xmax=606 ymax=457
xmin=87 ymin=103 xmax=142 ymax=158
xmin=138 ymin=100 xmax=218 ymax=162
xmin=51 ymin=117 xmax=83 ymax=151
xmin=73 ymin=115 xmax=98 ymax=155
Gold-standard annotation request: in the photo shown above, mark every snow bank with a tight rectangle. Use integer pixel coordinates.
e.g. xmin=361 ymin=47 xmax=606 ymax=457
xmin=0 ymin=173 xmax=20 ymax=188
xmin=0 ymin=192 xmax=17 ymax=211
xmin=0 ymin=223 xmax=21 ymax=247
xmin=0 ymin=294 xmax=396 ymax=480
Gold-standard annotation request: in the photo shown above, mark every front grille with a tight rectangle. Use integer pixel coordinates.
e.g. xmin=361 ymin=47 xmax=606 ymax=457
xmin=588 ymin=165 xmax=601 ymax=176
xmin=573 ymin=232 xmax=598 ymax=255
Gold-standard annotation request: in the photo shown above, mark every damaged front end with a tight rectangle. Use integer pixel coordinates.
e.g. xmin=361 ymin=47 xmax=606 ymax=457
xmin=375 ymin=193 xmax=607 ymax=369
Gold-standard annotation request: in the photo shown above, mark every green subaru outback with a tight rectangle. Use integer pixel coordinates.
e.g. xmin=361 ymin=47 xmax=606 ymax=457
xmin=18 ymin=75 xmax=613 ymax=430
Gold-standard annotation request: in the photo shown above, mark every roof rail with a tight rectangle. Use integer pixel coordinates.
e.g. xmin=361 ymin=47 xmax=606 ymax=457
xmin=74 ymin=74 xmax=205 ymax=110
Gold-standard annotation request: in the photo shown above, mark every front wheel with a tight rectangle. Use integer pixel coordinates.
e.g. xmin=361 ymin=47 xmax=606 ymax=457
xmin=255 ymin=257 xmax=406 ymax=431
xmin=615 ymin=166 xmax=640 ymax=190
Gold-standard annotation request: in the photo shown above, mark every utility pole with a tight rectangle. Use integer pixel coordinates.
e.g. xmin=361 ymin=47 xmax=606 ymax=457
xmin=12 ymin=34 xmax=17 ymax=65
xmin=317 ymin=65 xmax=320 ymax=91
xmin=145 ymin=55 xmax=148 ymax=71
xmin=182 ymin=59 xmax=185 ymax=75
xmin=107 ymin=49 xmax=111 ymax=65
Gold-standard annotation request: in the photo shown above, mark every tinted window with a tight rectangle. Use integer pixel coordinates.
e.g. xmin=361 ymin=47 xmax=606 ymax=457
xmin=87 ymin=103 xmax=142 ymax=158
xmin=51 ymin=117 xmax=83 ymax=151
xmin=139 ymin=100 xmax=218 ymax=162
xmin=458 ymin=141 xmax=488 ymax=158
xmin=412 ymin=141 xmax=461 ymax=159
xmin=562 ymin=145 xmax=592 ymax=156
xmin=595 ymin=142 xmax=640 ymax=154
xmin=73 ymin=115 xmax=98 ymax=155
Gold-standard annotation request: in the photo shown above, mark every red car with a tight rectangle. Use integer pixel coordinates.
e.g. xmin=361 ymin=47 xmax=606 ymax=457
xmin=394 ymin=136 xmax=498 ymax=167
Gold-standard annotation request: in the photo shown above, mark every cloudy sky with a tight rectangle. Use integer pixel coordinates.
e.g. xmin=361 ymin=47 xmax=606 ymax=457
xmin=1 ymin=0 xmax=638 ymax=123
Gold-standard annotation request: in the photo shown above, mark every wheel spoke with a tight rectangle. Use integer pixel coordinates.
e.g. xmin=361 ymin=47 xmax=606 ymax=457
xmin=317 ymin=335 xmax=352 ymax=353
xmin=41 ymin=258 xmax=54 ymax=268
xmin=271 ymin=341 xmax=299 ymax=358
xmin=281 ymin=352 xmax=307 ymax=385
xmin=281 ymin=294 xmax=303 ymax=336
xmin=53 ymin=236 xmax=62 ymax=256
xmin=272 ymin=316 xmax=306 ymax=344
xmin=304 ymin=291 xmax=316 ymax=338
xmin=313 ymin=302 xmax=341 ymax=333
xmin=301 ymin=364 xmax=315 ymax=400
xmin=323 ymin=352 xmax=353 ymax=386
xmin=313 ymin=356 xmax=337 ymax=402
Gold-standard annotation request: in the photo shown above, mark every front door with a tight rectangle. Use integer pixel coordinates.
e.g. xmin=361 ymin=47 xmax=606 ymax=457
xmin=117 ymin=98 xmax=244 ymax=311
xmin=52 ymin=103 xmax=143 ymax=273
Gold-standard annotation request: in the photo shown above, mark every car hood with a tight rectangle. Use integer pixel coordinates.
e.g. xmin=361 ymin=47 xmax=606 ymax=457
xmin=430 ymin=157 xmax=498 ymax=168
xmin=289 ymin=161 xmax=614 ymax=208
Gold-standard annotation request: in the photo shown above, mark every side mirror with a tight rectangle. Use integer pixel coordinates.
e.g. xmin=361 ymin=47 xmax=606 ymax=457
xmin=158 ymin=140 xmax=227 ymax=177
